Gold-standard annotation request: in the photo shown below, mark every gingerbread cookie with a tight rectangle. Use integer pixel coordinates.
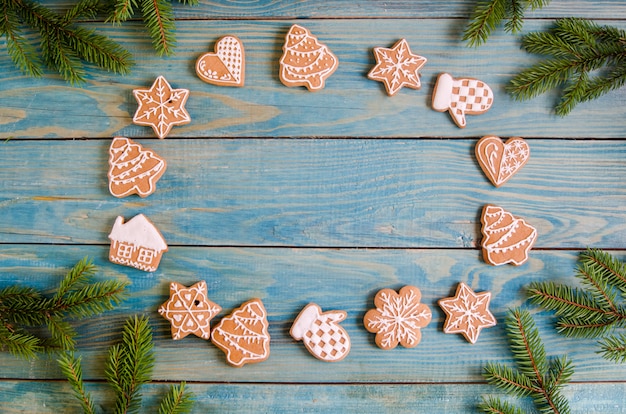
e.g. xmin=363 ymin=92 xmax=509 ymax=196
xmin=108 ymin=137 xmax=166 ymax=198
xmin=363 ymin=286 xmax=432 ymax=350
xmin=432 ymin=73 xmax=493 ymax=128
xmin=475 ymin=136 xmax=530 ymax=187
xmin=133 ymin=76 xmax=190 ymax=139
xmin=367 ymin=39 xmax=427 ymax=96
xmin=211 ymin=298 xmax=270 ymax=367
xmin=290 ymin=303 xmax=350 ymax=362
xmin=108 ymin=214 xmax=167 ymax=272
xmin=481 ymin=204 xmax=537 ymax=266
xmin=438 ymin=282 xmax=496 ymax=344
xmin=158 ymin=281 xmax=222 ymax=340
xmin=279 ymin=24 xmax=338 ymax=91
xmin=196 ymin=35 xmax=245 ymax=87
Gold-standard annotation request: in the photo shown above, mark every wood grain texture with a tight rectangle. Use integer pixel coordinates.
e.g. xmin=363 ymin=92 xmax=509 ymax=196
xmin=1 ymin=1 xmax=625 ymax=412
xmin=2 ymin=380 xmax=626 ymax=413
xmin=43 ymin=0 xmax=626 ymax=19
xmin=0 ymin=245 xmax=624 ymax=384
xmin=1 ymin=19 xmax=625 ymax=139
xmin=1 ymin=139 xmax=625 ymax=248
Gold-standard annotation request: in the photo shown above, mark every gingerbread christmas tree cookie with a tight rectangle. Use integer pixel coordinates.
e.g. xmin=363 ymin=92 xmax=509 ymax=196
xmin=132 ymin=76 xmax=190 ymax=139
xmin=211 ymin=298 xmax=270 ymax=367
xmin=368 ymin=39 xmax=427 ymax=96
xmin=279 ymin=24 xmax=338 ymax=91
xmin=159 ymin=281 xmax=222 ymax=340
xmin=290 ymin=303 xmax=351 ymax=362
xmin=363 ymin=285 xmax=432 ymax=350
xmin=438 ymin=282 xmax=496 ymax=344
xmin=481 ymin=204 xmax=537 ymax=266
xmin=108 ymin=137 xmax=166 ymax=198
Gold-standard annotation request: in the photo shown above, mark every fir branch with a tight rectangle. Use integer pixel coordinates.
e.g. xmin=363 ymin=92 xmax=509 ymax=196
xmin=107 ymin=0 xmax=198 ymax=56
xmin=527 ymin=248 xmax=626 ymax=362
xmin=158 ymin=382 xmax=195 ymax=414
xmin=1 ymin=0 xmax=133 ymax=83
xmin=107 ymin=315 xmax=155 ymax=414
xmin=480 ymin=308 xmax=573 ymax=414
xmin=65 ymin=316 xmax=194 ymax=413
xmin=464 ymin=0 xmax=552 ymax=46
xmin=599 ymin=333 xmax=626 ymax=363
xmin=478 ymin=396 xmax=527 ymax=414
xmin=58 ymin=352 xmax=96 ymax=414
xmin=508 ymin=18 xmax=626 ymax=115
xmin=0 ymin=258 xmax=128 ymax=359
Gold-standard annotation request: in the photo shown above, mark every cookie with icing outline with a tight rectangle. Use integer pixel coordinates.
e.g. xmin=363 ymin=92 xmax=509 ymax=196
xmin=108 ymin=137 xmax=167 ymax=198
xmin=432 ymin=73 xmax=494 ymax=128
xmin=367 ymin=39 xmax=427 ymax=96
xmin=108 ymin=214 xmax=167 ymax=272
xmin=132 ymin=76 xmax=191 ymax=139
xmin=211 ymin=298 xmax=270 ymax=367
xmin=363 ymin=285 xmax=432 ymax=350
xmin=481 ymin=204 xmax=537 ymax=266
xmin=158 ymin=281 xmax=222 ymax=340
xmin=290 ymin=303 xmax=350 ymax=362
xmin=279 ymin=24 xmax=338 ymax=91
xmin=196 ymin=35 xmax=245 ymax=87
xmin=475 ymin=136 xmax=530 ymax=187
xmin=438 ymin=282 xmax=496 ymax=344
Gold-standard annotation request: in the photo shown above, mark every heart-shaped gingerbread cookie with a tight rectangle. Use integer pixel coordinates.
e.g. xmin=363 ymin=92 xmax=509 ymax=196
xmin=475 ymin=136 xmax=530 ymax=187
xmin=196 ymin=35 xmax=245 ymax=87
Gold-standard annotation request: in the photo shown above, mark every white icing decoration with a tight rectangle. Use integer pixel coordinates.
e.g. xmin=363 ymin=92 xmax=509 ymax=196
xmin=432 ymin=73 xmax=493 ymax=128
xmin=481 ymin=205 xmax=537 ymax=266
xmin=290 ymin=303 xmax=350 ymax=362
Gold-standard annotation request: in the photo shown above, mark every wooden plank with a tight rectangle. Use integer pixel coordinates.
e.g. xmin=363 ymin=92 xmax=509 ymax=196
xmin=1 ymin=139 xmax=625 ymax=248
xmin=44 ymin=0 xmax=626 ymax=19
xmin=1 ymin=245 xmax=625 ymax=383
xmin=3 ymin=380 xmax=626 ymax=413
xmin=1 ymin=20 xmax=625 ymax=139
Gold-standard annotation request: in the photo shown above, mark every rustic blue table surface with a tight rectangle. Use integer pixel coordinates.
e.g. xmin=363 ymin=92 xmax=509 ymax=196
xmin=1 ymin=1 xmax=625 ymax=412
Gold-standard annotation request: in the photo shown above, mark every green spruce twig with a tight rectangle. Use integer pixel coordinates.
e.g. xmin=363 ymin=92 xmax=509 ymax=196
xmin=463 ymin=0 xmax=552 ymax=47
xmin=0 ymin=257 xmax=128 ymax=359
xmin=479 ymin=308 xmax=573 ymax=414
xmin=508 ymin=18 xmax=626 ymax=115
xmin=527 ymin=248 xmax=626 ymax=363
xmin=0 ymin=0 xmax=134 ymax=84
xmin=59 ymin=315 xmax=194 ymax=414
xmin=106 ymin=0 xmax=198 ymax=57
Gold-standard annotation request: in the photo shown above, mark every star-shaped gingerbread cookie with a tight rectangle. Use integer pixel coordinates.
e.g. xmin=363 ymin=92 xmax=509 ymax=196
xmin=158 ymin=281 xmax=221 ymax=340
xmin=133 ymin=76 xmax=191 ymax=139
xmin=368 ymin=39 xmax=427 ymax=96
xmin=438 ymin=282 xmax=496 ymax=344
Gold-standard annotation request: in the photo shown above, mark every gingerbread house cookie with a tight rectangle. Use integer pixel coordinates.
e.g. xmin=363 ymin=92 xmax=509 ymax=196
xmin=108 ymin=214 xmax=167 ymax=272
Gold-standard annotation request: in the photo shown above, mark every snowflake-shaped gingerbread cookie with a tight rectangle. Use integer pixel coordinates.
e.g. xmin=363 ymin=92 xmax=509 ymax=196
xmin=438 ymin=282 xmax=496 ymax=344
xmin=158 ymin=281 xmax=221 ymax=340
xmin=133 ymin=76 xmax=191 ymax=139
xmin=367 ymin=39 xmax=427 ymax=96
xmin=364 ymin=285 xmax=432 ymax=350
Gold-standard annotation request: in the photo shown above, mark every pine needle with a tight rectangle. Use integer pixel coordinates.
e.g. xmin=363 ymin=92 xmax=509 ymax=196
xmin=479 ymin=308 xmax=573 ymax=414
xmin=527 ymin=248 xmax=626 ymax=363
xmin=158 ymin=382 xmax=195 ymax=414
xmin=508 ymin=18 xmax=626 ymax=116
xmin=0 ymin=258 xmax=128 ymax=359
xmin=464 ymin=0 xmax=552 ymax=46
xmin=57 ymin=352 xmax=96 ymax=414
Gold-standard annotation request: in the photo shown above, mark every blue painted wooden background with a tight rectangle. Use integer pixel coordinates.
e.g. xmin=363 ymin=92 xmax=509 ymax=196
xmin=0 ymin=1 xmax=625 ymax=412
